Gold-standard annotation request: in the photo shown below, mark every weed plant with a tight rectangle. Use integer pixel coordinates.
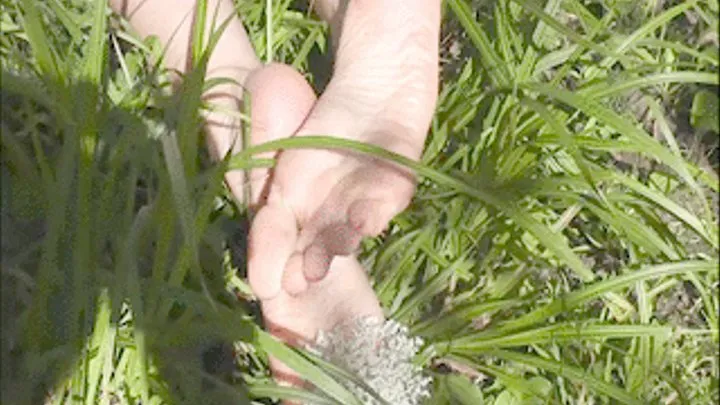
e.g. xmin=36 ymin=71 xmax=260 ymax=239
xmin=0 ymin=0 xmax=718 ymax=403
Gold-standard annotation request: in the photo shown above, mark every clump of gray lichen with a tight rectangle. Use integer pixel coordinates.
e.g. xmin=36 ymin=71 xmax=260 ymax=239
xmin=308 ymin=317 xmax=432 ymax=405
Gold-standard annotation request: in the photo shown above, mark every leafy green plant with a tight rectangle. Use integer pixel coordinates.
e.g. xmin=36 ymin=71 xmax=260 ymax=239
xmin=1 ymin=0 xmax=717 ymax=404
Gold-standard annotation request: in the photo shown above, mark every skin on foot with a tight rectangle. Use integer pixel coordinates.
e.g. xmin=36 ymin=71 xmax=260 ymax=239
xmin=248 ymin=0 xmax=440 ymax=301
xmin=241 ymin=63 xmax=383 ymax=389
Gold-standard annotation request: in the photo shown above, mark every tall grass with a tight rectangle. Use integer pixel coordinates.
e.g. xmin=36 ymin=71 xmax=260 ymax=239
xmin=1 ymin=0 xmax=717 ymax=403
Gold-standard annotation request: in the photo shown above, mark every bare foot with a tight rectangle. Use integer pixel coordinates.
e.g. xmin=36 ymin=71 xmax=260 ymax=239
xmin=239 ymin=64 xmax=383 ymax=387
xmin=248 ymin=1 xmax=441 ymax=300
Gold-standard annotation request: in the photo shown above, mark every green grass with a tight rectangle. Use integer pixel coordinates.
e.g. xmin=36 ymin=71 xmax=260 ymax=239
xmin=1 ymin=0 xmax=718 ymax=404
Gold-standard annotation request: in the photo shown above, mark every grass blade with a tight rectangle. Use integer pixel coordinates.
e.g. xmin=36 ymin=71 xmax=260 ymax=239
xmin=487 ymin=349 xmax=643 ymax=404
xmin=447 ymin=0 xmax=509 ymax=88
xmin=579 ymin=71 xmax=719 ymax=99
xmin=522 ymin=82 xmax=704 ymax=194
xmin=16 ymin=0 xmax=63 ymax=85
xmin=230 ymin=135 xmax=595 ymax=281
xmin=498 ymin=260 xmax=716 ymax=332
xmin=447 ymin=323 xmax=672 ymax=353
xmin=255 ymin=329 xmax=362 ymax=405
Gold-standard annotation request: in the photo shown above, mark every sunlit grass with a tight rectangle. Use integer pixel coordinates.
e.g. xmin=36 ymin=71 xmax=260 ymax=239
xmin=1 ymin=0 xmax=717 ymax=403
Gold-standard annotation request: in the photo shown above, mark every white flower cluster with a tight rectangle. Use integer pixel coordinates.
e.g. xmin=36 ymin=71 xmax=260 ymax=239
xmin=309 ymin=316 xmax=432 ymax=405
